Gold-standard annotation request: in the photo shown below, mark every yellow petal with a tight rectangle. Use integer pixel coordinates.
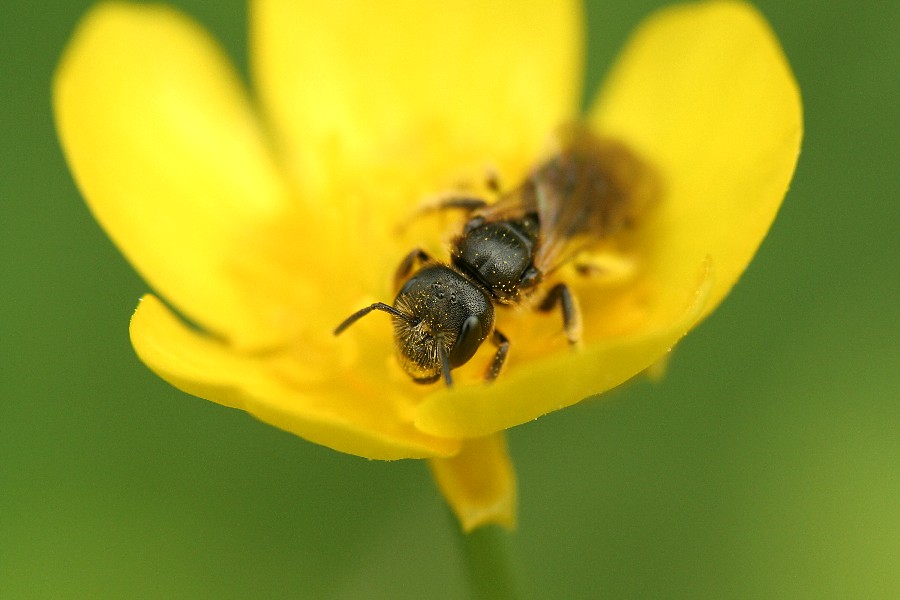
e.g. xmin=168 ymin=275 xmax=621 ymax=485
xmin=428 ymin=434 xmax=517 ymax=532
xmin=251 ymin=0 xmax=583 ymax=206
xmin=588 ymin=0 xmax=802 ymax=323
xmin=130 ymin=295 xmax=461 ymax=460
xmin=54 ymin=2 xmax=292 ymax=349
xmin=416 ymin=260 xmax=713 ymax=438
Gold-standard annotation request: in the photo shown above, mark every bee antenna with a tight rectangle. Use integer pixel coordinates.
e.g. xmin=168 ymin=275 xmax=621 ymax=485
xmin=333 ymin=302 xmax=413 ymax=336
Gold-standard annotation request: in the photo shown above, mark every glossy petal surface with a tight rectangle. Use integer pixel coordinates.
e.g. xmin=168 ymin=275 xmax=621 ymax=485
xmin=251 ymin=0 xmax=583 ymax=207
xmin=54 ymin=3 xmax=292 ymax=348
xmin=588 ymin=0 xmax=802 ymax=322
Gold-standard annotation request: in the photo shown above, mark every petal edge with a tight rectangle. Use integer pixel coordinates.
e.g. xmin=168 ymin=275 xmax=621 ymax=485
xmin=55 ymin=2 xmax=292 ymax=348
xmin=588 ymin=0 xmax=802 ymax=323
xmin=131 ymin=295 xmax=461 ymax=460
xmin=415 ymin=259 xmax=713 ymax=438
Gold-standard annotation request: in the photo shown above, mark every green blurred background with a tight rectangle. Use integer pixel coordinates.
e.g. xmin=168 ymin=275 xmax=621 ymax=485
xmin=2 ymin=0 xmax=897 ymax=598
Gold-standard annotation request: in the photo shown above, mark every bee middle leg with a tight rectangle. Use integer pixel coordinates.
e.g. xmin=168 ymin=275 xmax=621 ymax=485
xmin=430 ymin=197 xmax=488 ymax=213
xmin=537 ymin=283 xmax=582 ymax=346
xmin=397 ymin=197 xmax=488 ymax=234
xmin=485 ymin=330 xmax=510 ymax=382
xmin=573 ymin=252 xmax=637 ymax=285
xmin=415 ymin=196 xmax=489 ymax=220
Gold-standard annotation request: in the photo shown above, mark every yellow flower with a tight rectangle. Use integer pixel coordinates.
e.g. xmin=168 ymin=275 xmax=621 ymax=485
xmin=53 ymin=0 xmax=801 ymax=531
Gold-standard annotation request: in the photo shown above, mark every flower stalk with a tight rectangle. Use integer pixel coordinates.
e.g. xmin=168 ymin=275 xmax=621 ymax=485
xmin=456 ymin=523 xmax=521 ymax=600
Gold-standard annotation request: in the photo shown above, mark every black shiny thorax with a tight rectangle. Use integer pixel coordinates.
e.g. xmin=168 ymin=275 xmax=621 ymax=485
xmin=451 ymin=214 xmax=542 ymax=303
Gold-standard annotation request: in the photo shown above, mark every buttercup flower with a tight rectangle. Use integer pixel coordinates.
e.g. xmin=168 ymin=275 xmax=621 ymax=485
xmin=54 ymin=0 xmax=801 ymax=531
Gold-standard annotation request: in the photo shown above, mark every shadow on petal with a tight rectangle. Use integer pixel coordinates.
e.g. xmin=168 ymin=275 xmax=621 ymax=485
xmin=131 ymin=295 xmax=461 ymax=460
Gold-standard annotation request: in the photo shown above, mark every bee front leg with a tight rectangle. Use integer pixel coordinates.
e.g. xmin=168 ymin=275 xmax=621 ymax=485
xmin=538 ymin=283 xmax=582 ymax=346
xmin=485 ymin=330 xmax=510 ymax=382
xmin=393 ymin=248 xmax=435 ymax=292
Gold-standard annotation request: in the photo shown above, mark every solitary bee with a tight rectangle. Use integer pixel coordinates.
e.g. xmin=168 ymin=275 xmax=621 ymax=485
xmin=334 ymin=128 xmax=653 ymax=387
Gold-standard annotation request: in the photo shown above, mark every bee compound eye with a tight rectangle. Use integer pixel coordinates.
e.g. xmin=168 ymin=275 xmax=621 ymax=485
xmin=448 ymin=314 xmax=485 ymax=368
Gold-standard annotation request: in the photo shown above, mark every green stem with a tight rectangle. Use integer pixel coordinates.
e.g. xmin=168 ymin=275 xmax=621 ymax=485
xmin=454 ymin=523 xmax=521 ymax=600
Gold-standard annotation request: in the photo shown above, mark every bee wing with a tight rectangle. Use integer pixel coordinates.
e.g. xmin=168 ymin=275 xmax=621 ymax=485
xmin=470 ymin=131 xmax=654 ymax=276
xmin=470 ymin=159 xmax=606 ymax=274
xmin=469 ymin=184 xmax=538 ymax=223
xmin=527 ymin=157 xmax=605 ymax=273
xmin=533 ymin=134 xmax=654 ymax=274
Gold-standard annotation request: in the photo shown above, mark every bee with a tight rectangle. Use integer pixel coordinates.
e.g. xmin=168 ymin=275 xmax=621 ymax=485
xmin=334 ymin=128 xmax=653 ymax=387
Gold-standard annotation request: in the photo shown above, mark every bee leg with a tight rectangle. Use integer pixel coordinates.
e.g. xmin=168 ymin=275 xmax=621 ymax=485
xmin=397 ymin=196 xmax=487 ymax=234
xmin=538 ymin=283 xmax=582 ymax=346
xmin=432 ymin=197 xmax=488 ymax=213
xmin=485 ymin=330 xmax=510 ymax=382
xmin=415 ymin=196 xmax=488 ymax=221
xmin=574 ymin=263 xmax=604 ymax=277
xmin=393 ymin=248 xmax=434 ymax=291
xmin=574 ymin=253 xmax=637 ymax=284
xmin=485 ymin=167 xmax=502 ymax=193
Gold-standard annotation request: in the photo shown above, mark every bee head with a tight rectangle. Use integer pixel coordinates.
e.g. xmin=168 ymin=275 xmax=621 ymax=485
xmin=392 ymin=264 xmax=494 ymax=385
